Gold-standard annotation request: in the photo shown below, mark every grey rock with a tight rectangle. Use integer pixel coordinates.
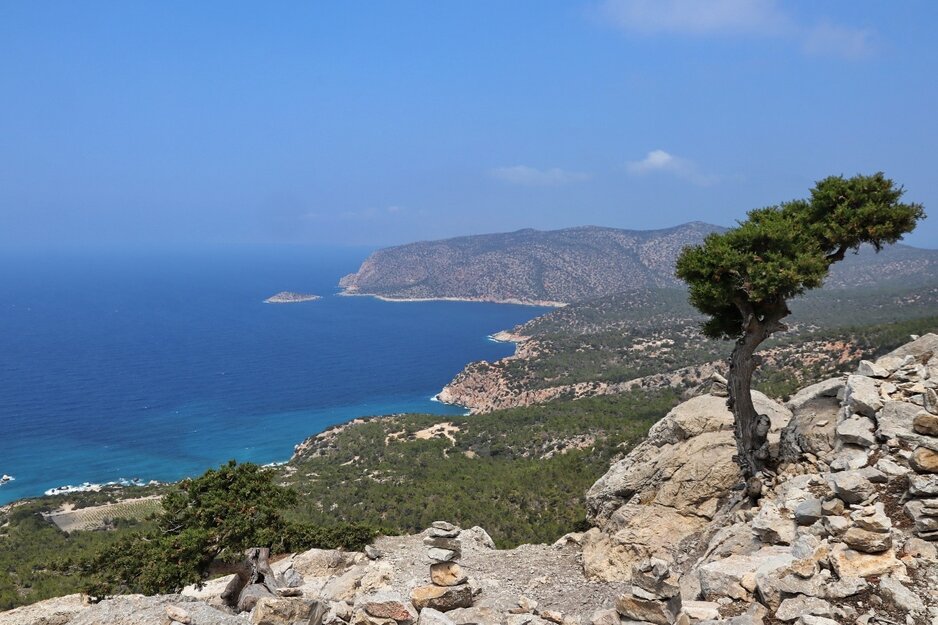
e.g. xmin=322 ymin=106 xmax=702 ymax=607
xmin=857 ymin=360 xmax=890 ymax=378
xmin=843 ymin=527 xmax=892 ymax=553
xmin=924 ymin=388 xmax=938 ymax=415
xmin=828 ymin=471 xmax=874 ymax=504
xmin=821 ymin=499 xmax=844 ymax=515
xmin=775 ymin=596 xmax=833 ymax=622
xmin=432 ymin=521 xmax=458 ymax=532
xmin=615 ymin=594 xmax=681 ymax=625
xmin=878 ymin=401 xmax=922 ymax=441
xmin=909 ymin=474 xmax=938 ymax=497
xmin=795 ymin=499 xmax=823 ymax=525
xmin=364 ymin=546 xmax=383 ymax=560
xmin=427 ymin=548 xmax=460 ymax=562
xmin=417 ymin=608 xmax=458 ymax=625
xmin=423 ymin=536 xmax=462 ymax=552
xmin=851 ymin=503 xmax=891 ymax=533
xmin=845 ymin=375 xmax=883 ymax=418
xmin=836 ymin=415 xmax=877 ymax=447
xmin=589 ymin=609 xmax=620 ymax=625
xmin=751 ymin=502 xmax=796 ymax=545
xmin=797 ymin=617 xmax=840 ymax=625
xmin=914 ymin=411 xmax=938 ymax=436
xmin=879 ymin=576 xmax=925 ymax=613
xmin=786 ymin=378 xmax=844 ymax=412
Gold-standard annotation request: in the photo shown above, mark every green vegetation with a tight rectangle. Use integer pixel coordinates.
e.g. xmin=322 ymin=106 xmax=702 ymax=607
xmin=286 ymin=389 xmax=679 ymax=547
xmin=676 ymin=172 xmax=924 ymax=476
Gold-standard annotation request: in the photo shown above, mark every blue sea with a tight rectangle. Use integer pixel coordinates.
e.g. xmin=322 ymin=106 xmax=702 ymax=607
xmin=0 ymin=247 xmax=546 ymax=504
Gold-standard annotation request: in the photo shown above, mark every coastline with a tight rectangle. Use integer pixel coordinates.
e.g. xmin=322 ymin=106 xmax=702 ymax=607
xmin=337 ymin=290 xmax=567 ymax=308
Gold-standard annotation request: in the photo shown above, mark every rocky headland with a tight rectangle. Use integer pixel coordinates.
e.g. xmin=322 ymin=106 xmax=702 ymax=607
xmin=8 ymin=333 xmax=938 ymax=625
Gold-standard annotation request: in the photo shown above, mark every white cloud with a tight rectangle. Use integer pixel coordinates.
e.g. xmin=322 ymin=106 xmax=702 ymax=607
xmin=597 ymin=0 xmax=876 ymax=60
xmin=599 ymin=0 xmax=789 ymax=36
xmin=626 ymin=149 xmax=719 ymax=186
xmin=490 ymin=165 xmax=591 ymax=187
xmin=802 ymin=22 xmax=875 ymax=60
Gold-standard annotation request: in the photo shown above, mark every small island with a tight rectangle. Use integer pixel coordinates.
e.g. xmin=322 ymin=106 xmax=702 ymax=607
xmin=263 ymin=291 xmax=322 ymax=304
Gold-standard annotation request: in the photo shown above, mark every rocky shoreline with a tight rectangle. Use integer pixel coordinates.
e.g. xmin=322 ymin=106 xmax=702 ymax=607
xmin=338 ymin=291 xmax=567 ymax=308
xmin=264 ymin=292 xmax=322 ymax=304
xmin=8 ymin=333 xmax=938 ymax=625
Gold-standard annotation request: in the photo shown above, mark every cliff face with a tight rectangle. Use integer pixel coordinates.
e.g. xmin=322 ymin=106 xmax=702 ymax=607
xmin=339 ymin=223 xmax=722 ymax=305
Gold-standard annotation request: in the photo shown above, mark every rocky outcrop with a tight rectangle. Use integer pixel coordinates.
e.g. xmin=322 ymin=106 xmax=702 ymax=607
xmin=581 ymin=332 xmax=938 ymax=624
xmin=581 ymin=392 xmax=791 ymax=581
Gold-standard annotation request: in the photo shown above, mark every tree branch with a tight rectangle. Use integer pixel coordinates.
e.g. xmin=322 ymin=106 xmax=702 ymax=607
xmin=825 ymin=244 xmax=849 ymax=265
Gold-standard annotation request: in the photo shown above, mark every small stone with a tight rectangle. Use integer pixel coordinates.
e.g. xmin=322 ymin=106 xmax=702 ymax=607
xmin=911 ymin=447 xmax=938 ymax=473
xmin=428 ymin=527 xmax=460 ymax=539
xmin=901 ymin=537 xmax=937 ymax=559
xmin=510 ymin=596 xmax=538 ymax=614
xmin=252 ymin=597 xmax=317 ymax=625
xmin=540 ymin=610 xmax=563 ymax=624
xmin=851 ymin=502 xmax=891 ymax=533
xmin=427 ymin=548 xmax=459 ymax=562
xmin=829 ymin=544 xmax=905 ymax=578
xmin=825 ymin=515 xmax=850 ymax=536
xmin=858 ymin=360 xmax=890 ymax=378
xmin=795 ymin=499 xmax=824 ymax=525
xmin=876 ymin=457 xmax=910 ymax=477
xmin=922 ymin=388 xmax=938 ymax=413
xmin=681 ymin=601 xmax=720 ymax=621
xmin=631 ymin=558 xmax=680 ymax=599
xmin=365 ymin=545 xmax=383 ymax=560
xmin=165 ymin=605 xmax=192 ymax=625
xmin=431 ymin=521 xmax=457 ymax=532
xmin=752 ymin=502 xmax=796 ymax=545
xmin=275 ymin=587 xmax=303 ymax=597
xmin=913 ymin=412 xmax=938 ymax=436
xmin=822 ymin=499 xmax=845 ymax=515
xmin=423 ymin=536 xmax=462 ymax=552
xmin=589 ymin=609 xmax=620 ymax=625
xmin=846 ymin=375 xmax=884 ymax=417
xmin=430 ymin=562 xmax=467 ymax=587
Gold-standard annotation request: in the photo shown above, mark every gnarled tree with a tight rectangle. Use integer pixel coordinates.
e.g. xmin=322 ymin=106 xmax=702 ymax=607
xmin=676 ymin=173 xmax=924 ymax=481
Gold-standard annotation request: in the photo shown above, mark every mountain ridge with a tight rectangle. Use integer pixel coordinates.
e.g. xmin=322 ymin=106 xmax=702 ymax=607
xmin=340 ymin=222 xmax=938 ymax=306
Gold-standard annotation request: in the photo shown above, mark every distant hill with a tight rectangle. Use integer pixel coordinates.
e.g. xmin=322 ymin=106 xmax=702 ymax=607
xmin=340 ymin=222 xmax=938 ymax=305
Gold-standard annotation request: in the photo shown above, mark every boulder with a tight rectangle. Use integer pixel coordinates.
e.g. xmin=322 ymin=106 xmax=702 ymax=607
xmin=166 ymin=605 xmax=193 ymax=625
xmin=239 ymin=584 xmax=276 ymax=613
xmin=681 ymin=601 xmax=720 ymax=621
xmin=292 ymin=549 xmax=359 ymax=578
xmin=878 ymin=333 xmax=938 ymax=363
xmin=845 ymin=375 xmax=883 ymax=418
xmin=850 ymin=502 xmax=891 ymax=533
xmin=785 ymin=377 xmax=843 ymax=412
xmin=631 ymin=558 xmax=680 ymax=599
xmin=410 ymin=585 xmax=473 ymax=612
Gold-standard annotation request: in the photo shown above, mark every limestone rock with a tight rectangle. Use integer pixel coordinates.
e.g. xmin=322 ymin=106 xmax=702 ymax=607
xmin=878 ymin=576 xmax=925 ymax=613
xmin=828 ymin=544 xmax=905 ymax=578
xmin=774 ymin=596 xmax=833 ymax=622
xmin=631 ymin=558 xmax=680 ymax=599
xmin=240 ymin=584 xmax=276 ymax=613
xmin=857 ymin=360 xmax=890 ymax=378
xmin=410 ymin=585 xmax=473 ymax=612
xmin=909 ymin=474 xmax=938 ymax=497
xmin=698 ymin=546 xmax=795 ymax=601
xmin=417 ymin=608 xmax=457 ymax=625
xmin=878 ymin=401 xmax=923 ymax=441
xmin=911 ymin=447 xmax=938 ymax=473
xmin=845 ymin=375 xmax=883 ymax=418
xmin=423 ymin=536 xmax=462 ymax=552
xmin=589 ymin=609 xmax=620 ymax=625
xmin=925 ymin=388 xmax=938 ymax=415
xmin=843 ymin=527 xmax=892 ymax=553
xmin=914 ymin=411 xmax=938 ymax=436
xmin=615 ymin=594 xmax=681 ymax=625
xmin=681 ymin=601 xmax=720 ymax=621
xmin=828 ymin=471 xmax=874 ymax=504
xmin=361 ymin=591 xmax=417 ymax=623
xmin=851 ymin=502 xmax=891 ymax=533
xmin=878 ymin=333 xmax=938 ymax=363
xmin=836 ymin=415 xmax=876 ymax=447
xmin=430 ymin=562 xmax=468 ymax=587
xmin=427 ymin=548 xmax=460 ymax=563
xmin=292 ymin=548 xmax=359 ymax=578
xmin=794 ymin=499 xmax=823 ymax=525
xmin=751 ymin=502 xmax=796 ymax=545
xmin=785 ymin=377 xmax=844 ymax=412
xmin=252 ymin=598 xmax=317 ymax=625
xmin=166 ymin=605 xmax=193 ymax=624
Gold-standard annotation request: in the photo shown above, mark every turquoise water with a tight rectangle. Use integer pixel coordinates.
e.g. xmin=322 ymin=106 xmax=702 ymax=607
xmin=0 ymin=247 xmax=546 ymax=504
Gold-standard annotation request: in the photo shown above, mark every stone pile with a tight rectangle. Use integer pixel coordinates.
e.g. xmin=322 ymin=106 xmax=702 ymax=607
xmin=410 ymin=522 xmax=475 ymax=613
xmin=613 ymin=559 xmax=683 ymax=625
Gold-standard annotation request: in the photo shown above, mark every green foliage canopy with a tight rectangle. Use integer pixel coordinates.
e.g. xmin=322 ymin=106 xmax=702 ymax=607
xmin=676 ymin=173 xmax=924 ymax=339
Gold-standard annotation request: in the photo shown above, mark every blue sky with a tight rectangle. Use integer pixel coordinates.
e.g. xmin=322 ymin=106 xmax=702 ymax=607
xmin=1 ymin=1 xmax=936 ymax=248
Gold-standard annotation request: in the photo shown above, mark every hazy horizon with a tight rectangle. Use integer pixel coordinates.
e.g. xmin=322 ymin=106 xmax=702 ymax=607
xmin=2 ymin=1 xmax=936 ymax=249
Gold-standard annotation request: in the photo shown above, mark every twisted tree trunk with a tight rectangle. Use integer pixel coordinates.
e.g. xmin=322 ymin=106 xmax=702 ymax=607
xmin=727 ymin=302 xmax=789 ymax=484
